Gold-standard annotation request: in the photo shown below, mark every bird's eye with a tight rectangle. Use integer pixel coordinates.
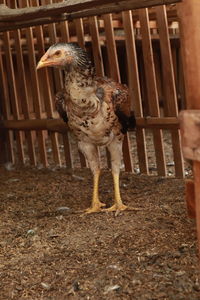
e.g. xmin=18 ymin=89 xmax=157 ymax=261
xmin=55 ymin=50 xmax=61 ymax=56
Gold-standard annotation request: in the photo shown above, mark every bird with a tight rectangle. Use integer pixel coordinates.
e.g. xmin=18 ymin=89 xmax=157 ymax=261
xmin=37 ymin=43 xmax=136 ymax=213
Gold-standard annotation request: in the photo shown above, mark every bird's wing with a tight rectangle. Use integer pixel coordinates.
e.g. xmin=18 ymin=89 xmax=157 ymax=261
xmin=96 ymin=77 xmax=136 ymax=133
xmin=55 ymin=90 xmax=68 ymax=123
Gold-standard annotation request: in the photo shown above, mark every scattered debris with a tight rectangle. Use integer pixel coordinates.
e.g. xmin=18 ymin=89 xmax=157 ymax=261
xmin=72 ymin=174 xmax=84 ymax=181
xmin=41 ymin=282 xmax=51 ymax=290
xmin=8 ymin=178 xmax=20 ymax=183
xmin=26 ymin=229 xmax=36 ymax=236
xmin=68 ymin=281 xmax=81 ymax=295
xmin=56 ymin=206 xmax=70 ymax=212
xmin=4 ymin=162 xmax=14 ymax=171
xmin=104 ymin=284 xmax=120 ymax=294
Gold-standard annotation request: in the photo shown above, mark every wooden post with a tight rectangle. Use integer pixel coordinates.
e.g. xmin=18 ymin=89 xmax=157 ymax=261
xmin=177 ymin=0 xmax=200 ymax=257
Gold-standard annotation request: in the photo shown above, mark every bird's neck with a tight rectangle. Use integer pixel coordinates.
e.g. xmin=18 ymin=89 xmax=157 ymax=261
xmin=64 ymin=65 xmax=95 ymax=87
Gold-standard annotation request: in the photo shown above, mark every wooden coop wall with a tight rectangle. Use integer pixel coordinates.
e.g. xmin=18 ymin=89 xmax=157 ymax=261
xmin=0 ymin=0 xmax=185 ymax=177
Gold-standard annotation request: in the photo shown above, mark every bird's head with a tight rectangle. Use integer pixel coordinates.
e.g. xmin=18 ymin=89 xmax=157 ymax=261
xmin=36 ymin=43 xmax=93 ymax=72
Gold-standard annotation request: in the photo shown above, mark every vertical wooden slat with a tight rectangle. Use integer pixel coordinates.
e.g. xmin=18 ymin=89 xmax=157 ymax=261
xmin=178 ymin=47 xmax=186 ymax=109
xmin=74 ymin=18 xmax=85 ymax=49
xmin=139 ymin=8 xmax=166 ymax=176
xmin=73 ymin=16 xmax=87 ymax=168
xmin=12 ymin=0 xmax=36 ymax=166
xmin=122 ymin=10 xmax=148 ymax=174
xmin=59 ymin=14 xmax=70 ymax=43
xmin=41 ymin=0 xmax=63 ymax=91
xmin=156 ymin=5 xmax=184 ymax=178
xmin=0 ymin=49 xmax=14 ymax=163
xmin=0 ymin=0 xmax=14 ymax=164
xmin=103 ymin=13 xmax=133 ymax=172
xmin=20 ymin=0 xmax=48 ymax=166
xmin=58 ymin=0 xmax=73 ymax=168
xmin=2 ymin=19 xmax=25 ymax=164
xmin=103 ymin=14 xmax=121 ymax=82
xmin=39 ymin=0 xmax=62 ymax=166
xmin=89 ymin=16 xmax=104 ymax=77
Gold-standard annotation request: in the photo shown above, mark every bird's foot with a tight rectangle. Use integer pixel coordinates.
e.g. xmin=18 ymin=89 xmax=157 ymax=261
xmin=85 ymin=201 xmax=106 ymax=214
xmin=103 ymin=203 xmax=127 ymax=212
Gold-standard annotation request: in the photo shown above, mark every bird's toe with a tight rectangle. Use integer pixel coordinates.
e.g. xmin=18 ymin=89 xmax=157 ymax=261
xmin=84 ymin=201 xmax=106 ymax=214
xmin=85 ymin=206 xmax=103 ymax=214
xmin=103 ymin=203 xmax=128 ymax=212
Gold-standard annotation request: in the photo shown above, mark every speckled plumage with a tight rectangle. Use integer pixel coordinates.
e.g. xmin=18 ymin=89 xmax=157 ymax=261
xmin=37 ymin=43 xmax=136 ymax=213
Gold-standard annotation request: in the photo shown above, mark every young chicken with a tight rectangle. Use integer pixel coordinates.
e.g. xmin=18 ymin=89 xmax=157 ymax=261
xmin=37 ymin=43 xmax=136 ymax=213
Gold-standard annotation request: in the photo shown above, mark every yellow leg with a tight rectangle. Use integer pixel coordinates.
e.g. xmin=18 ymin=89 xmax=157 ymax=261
xmin=85 ymin=171 xmax=106 ymax=214
xmin=104 ymin=173 xmax=127 ymax=212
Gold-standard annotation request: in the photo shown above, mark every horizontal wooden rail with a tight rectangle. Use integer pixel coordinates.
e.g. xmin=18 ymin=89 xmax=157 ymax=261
xmin=0 ymin=8 xmax=179 ymax=32
xmin=137 ymin=117 xmax=179 ymax=128
xmin=0 ymin=0 xmax=182 ymax=32
xmin=0 ymin=119 xmax=69 ymax=133
xmin=0 ymin=117 xmax=179 ymax=132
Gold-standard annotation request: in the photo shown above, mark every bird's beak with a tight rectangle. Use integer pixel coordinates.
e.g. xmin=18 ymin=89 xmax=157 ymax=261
xmin=36 ymin=60 xmax=45 ymax=70
xmin=36 ymin=53 xmax=56 ymax=70
xmin=36 ymin=59 xmax=60 ymax=70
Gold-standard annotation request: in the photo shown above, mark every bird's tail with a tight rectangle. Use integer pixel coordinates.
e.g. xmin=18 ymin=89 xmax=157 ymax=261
xmin=115 ymin=110 xmax=136 ymax=134
xmin=55 ymin=91 xmax=68 ymax=123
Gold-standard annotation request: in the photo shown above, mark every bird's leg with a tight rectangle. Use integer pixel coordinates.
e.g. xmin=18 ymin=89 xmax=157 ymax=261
xmin=108 ymin=171 xmax=127 ymax=211
xmin=85 ymin=169 xmax=106 ymax=214
xmin=104 ymin=138 xmax=127 ymax=212
xmin=78 ymin=142 xmax=105 ymax=213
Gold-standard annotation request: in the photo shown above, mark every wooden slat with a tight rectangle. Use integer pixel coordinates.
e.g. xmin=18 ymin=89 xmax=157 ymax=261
xmin=0 ymin=117 xmax=179 ymax=131
xmin=42 ymin=0 xmax=63 ymax=91
xmin=0 ymin=50 xmax=14 ymax=163
xmin=156 ymin=5 xmax=184 ymax=178
xmin=122 ymin=10 xmax=148 ymax=174
xmin=0 ymin=0 xmax=182 ymax=24
xmin=156 ymin=6 xmax=178 ymax=116
xmin=2 ymin=1 xmax=25 ymax=164
xmin=103 ymin=14 xmax=120 ymax=82
xmin=74 ymin=18 xmax=85 ymax=49
xmin=58 ymin=0 xmax=73 ymax=168
xmin=88 ymin=16 xmax=104 ymax=77
xmin=3 ymin=33 xmax=25 ymax=164
xmin=59 ymin=0 xmax=70 ymax=44
xmin=178 ymin=47 xmax=186 ymax=109
xmin=12 ymin=0 xmax=36 ymax=165
xmin=139 ymin=8 xmax=166 ymax=176
xmin=20 ymin=0 xmax=48 ymax=166
xmin=73 ymin=16 xmax=87 ymax=168
xmin=40 ymin=0 xmax=62 ymax=166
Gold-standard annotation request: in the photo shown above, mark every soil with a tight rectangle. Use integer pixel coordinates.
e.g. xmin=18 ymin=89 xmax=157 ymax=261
xmin=0 ymin=165 xmax=200 ymax=300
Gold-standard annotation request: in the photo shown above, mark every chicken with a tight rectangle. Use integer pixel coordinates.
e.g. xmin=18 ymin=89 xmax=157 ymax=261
xmin=37 ymin=43 xmax=136 ymax=213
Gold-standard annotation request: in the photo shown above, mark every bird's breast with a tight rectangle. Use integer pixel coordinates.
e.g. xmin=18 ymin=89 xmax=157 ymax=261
xmin=65 ymin=79 xmax=123 ymax=145
xmin=68 ymin=105 xmax=118 ymax=145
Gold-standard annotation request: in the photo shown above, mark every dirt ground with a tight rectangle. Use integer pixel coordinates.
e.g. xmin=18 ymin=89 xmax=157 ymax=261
xmin=0 ymin=165 xmax=200 ymax=300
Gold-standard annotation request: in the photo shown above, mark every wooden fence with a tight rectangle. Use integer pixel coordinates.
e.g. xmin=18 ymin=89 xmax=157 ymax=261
xmin=0 ymin=0 xmax=185 ymax=177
